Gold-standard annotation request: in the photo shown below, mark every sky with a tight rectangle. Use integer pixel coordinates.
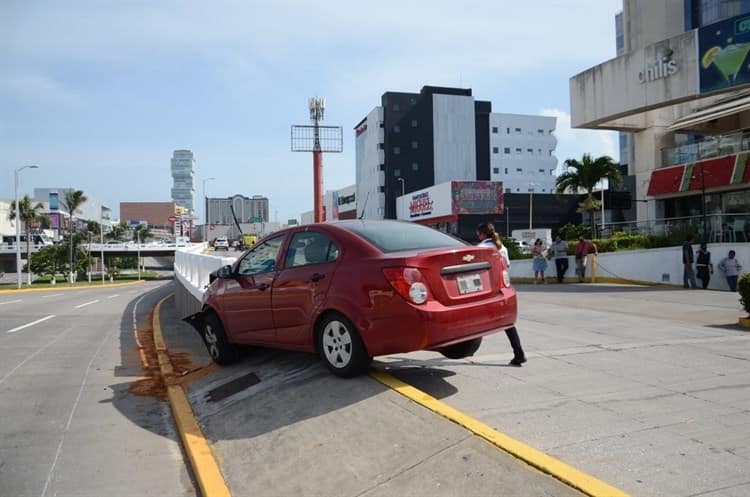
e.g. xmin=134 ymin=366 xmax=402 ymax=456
xmin=0 ymin=0 xmax=622 ymax=224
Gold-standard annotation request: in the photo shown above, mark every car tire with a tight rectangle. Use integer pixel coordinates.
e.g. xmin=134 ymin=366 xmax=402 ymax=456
xmin=317 ymin=313 xmax=371 ymax=377
xmin=201 ymin=312 xmax=239 ymax=365
xmin=438 ymin=337 xmax=483 ymax=359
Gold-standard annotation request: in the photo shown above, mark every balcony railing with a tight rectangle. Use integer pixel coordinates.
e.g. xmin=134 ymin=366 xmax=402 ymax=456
xmin=605 ymin=213 xmax=750 ymax=243
xmin=661 ymin=130 xmax=750 ymax=167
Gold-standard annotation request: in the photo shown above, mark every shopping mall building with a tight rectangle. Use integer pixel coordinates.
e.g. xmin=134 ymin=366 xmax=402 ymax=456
xmin=572 ymin=0 xmax=750 ymax=241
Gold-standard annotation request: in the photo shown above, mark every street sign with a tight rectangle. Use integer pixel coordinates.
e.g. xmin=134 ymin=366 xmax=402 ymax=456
xmin=250 ymin=216 xmax=263 ymax=223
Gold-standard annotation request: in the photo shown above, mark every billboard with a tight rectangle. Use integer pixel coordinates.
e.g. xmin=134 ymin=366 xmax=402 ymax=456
xmin=699 ymin=13 xmax=750 ymax=93
xmin=49 ymin=192 xmax=58 ymax=211
xmin=397 ymin=181 xmax=504 ymax=221
xmin=451 ymin=181 xmax=504 ymax=215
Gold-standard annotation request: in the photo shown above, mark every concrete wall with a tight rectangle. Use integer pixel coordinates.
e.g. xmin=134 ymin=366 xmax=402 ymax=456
xmin=511 ymin=243 xmax=749 ymax=291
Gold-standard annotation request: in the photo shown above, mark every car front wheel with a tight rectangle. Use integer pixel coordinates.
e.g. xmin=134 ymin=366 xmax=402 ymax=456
xmin=201 ymin=313 xmax=239 ymax=365
xmin=317 ymin=313 xmax=370 ymax=377
xmin=438 ymin=337 xmax=483 ymax=359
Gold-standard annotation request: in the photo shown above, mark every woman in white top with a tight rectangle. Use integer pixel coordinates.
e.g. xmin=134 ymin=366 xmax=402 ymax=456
xmin=476 ymin=222 xmax=510 ymax=269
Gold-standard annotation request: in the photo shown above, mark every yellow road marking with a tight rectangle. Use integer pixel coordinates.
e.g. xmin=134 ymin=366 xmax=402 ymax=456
xmin=370 ymin=370 xmax=631 ymax=497
xmin=0 ymin=279 xmax=145 ymax=295
xmin=153 ymin=295 xmax=231 ymax=497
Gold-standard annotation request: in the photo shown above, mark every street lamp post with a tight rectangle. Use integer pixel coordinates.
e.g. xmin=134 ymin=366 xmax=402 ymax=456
xmin=14 ymin=165 xmax=39 ymax=289
xmin=601 ymin=183 xmax=606 ymax=237
xmin=202 ymin=177 xmax=215 ymax=243
xmin=701 ymin=165 xmax=708 ymax=244
xmin=136 ymin=229 xmax=141 ymax=281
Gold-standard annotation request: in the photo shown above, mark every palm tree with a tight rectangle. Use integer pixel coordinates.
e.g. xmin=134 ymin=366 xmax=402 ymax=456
xmin=61 ymin=190 xmax=88 ymax=283
xmin=132 ymin=224 xmax=153 ymax=243
xmin=107 ymin=221 xmax=128 ymax=242
xmin=555 ymin=154 xmax=623 ymax=234
xmin=9 ymin=195 xmax=45 ymax=284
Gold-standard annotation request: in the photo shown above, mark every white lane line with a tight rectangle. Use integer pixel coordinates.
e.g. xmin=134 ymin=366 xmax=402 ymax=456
xmin=0 ymin=328 xmax=68 ymax=385
xmin=74 ymin=300 xmax=99 ymax=309
xmin=7 ymin=315 xmax=56 ymax=334
xmin=0 ymin=299 xmax=22 ymax=305
xmin=106 ymin=294 xmax=120 ymax=299
xmin=41 ymin=294 xmax=64 ymax=299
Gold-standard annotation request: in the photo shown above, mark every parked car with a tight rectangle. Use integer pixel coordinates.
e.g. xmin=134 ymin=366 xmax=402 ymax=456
xmin=512 ymin=239 xmax=531 ymax=254
xmin=214 ymin=236 xmax=229 ymax=251
xmin=187 ymin=220 xmax=518 ymax=377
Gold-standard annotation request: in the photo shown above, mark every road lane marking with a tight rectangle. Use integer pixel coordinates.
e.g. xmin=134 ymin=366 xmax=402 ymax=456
xmin=41 ymin=293 xmax=63 ymax=298
xmin=74 ymin=300 xmax=99 ymax=309
xmin=7 ymin=315 xmax=56 ymax=334
xmin=370 ymin=370 xmax=631 ymax=497
xmin=0 ymin=299 xmax=22 ymax=305
xmin=0 ymin=330 xmax=68 ymax=385
xmin=107 ymin=294 xmax=120 ymax=299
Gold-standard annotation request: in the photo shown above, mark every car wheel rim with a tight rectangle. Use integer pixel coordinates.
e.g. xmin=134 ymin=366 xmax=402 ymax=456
xmin=322 ymin=320 xmax=353 ymax=368
xmin=204 ymin=323 xmax=220 ymax=359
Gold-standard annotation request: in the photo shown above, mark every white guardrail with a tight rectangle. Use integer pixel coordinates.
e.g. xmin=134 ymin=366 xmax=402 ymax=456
xmin=173 ymin=244 xmax=237 ymax=301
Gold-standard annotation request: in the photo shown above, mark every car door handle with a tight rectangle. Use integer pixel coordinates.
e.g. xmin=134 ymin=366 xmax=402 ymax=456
xmin=257 ymin=283 xmax=270 ymax=291
xmin=311 ymin=273 xmax=325 ymax=282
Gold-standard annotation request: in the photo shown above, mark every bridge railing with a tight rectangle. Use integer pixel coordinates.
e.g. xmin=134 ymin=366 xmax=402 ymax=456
xmin=173 ymin=244 xmax=237 ymax=302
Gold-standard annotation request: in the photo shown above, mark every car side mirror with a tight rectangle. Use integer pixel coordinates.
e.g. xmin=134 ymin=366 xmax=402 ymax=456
xmin=217 ymin=265 xmax=233 ymax=279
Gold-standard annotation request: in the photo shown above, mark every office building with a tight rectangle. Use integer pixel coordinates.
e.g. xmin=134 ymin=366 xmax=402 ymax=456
xmin=571 ymin=0 xmax=750 ymax=240
xmin=171 ymin=150 xmax=195 ymax=213
xmin=354 ymin=86 xmax=558 ymax=222
xmin=120 ymin=202 xmax=177 ymax=230
xmin=206 ymin=194 xmax=269 ymax=225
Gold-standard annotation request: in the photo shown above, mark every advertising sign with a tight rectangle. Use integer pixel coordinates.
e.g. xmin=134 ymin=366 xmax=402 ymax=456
xmin=699 ymin=13 xmax=750 ymax=93
xmin=49 ymin=192 xmax=58 ymax=211
xmin=451 ymin=181 xmax=503 ymax=215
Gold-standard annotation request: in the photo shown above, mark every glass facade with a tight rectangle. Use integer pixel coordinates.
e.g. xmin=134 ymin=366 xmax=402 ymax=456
xmin=686 ymin=0 xmax=750 ymax=29
xmin=171 ymin=150 xmax=195 ymax=212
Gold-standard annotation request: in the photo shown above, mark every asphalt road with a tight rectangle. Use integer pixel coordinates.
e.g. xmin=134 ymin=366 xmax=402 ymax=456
xmin=0 ymin=282 xmax=195 ymax=497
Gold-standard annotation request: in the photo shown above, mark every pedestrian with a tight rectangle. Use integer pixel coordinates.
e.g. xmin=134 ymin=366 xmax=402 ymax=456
xmin=476 ymin=223 xmax=526 ymax=366
xmin=574 ymin=236 xmax=598 ymax=282
xmin=682 ymin=235 xmax=697 ymax=289
xmin=476 ymin=222 xmax=510 ymax=269
xmin=718 ymin=250 xmax=742 ymax=291
xmin=531 ymin=238 xmax=548 ymax=283
xmin=695 ymin=243 xmax=713 ymax=290
xmin=551 ymin=234 xmax=569 ymax=283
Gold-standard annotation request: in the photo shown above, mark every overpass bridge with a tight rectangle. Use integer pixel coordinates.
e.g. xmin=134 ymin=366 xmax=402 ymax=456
xmin=0 ymin=242 xmax=200 ymax=271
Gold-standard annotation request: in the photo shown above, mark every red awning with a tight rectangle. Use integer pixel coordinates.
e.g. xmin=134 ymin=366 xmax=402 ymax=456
xmin=647 ymin=165 xmax=685 ymax=196
xmin=687 ymin=156 xmax=734 ymax=190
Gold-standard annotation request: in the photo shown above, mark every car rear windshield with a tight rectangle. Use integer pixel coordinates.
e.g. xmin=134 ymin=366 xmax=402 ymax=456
xmin=340 ymin=221 xmax=467 ymax=253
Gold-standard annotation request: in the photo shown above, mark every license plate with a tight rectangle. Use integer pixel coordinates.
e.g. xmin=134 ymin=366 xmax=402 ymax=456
xmin=457 ymin=273 xmax=483 ymax=294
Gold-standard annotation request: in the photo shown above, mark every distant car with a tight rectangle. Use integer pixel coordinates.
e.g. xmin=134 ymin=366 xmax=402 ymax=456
xmin=187 ymin=220 xmax=518 ymax=377
xmin=214 ymin=237 xmax=229 ymax=251
xmin=513 ymin=239 xmax=531 ymax=254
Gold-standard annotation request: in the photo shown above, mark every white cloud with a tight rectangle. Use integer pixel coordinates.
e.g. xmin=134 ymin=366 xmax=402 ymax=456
xmin=540 ymin=108 xmax=618 ymax=173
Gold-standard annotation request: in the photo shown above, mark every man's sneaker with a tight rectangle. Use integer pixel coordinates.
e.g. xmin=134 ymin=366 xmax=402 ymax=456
xmin=509 ymin=357 xmax=527 ymax=366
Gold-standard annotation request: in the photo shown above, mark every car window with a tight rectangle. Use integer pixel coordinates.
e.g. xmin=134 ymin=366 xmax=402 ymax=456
xmin=284 ymin=231 xmax=340 ymax=268
xmin=339 ymin=220 xmax=467 ymax=253
xmin=237 ymin=235 xmax=285 ymax=276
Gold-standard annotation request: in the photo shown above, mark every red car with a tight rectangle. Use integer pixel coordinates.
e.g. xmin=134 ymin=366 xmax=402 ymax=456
xmin=188 ymin=220 xmax=518 ymax=377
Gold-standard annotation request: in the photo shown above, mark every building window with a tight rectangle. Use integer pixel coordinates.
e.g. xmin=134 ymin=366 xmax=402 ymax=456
xmin=379 ymin=122 xmax=384 ymax=128
xmin=550 ymin=169 xmax=554 ymax=175
xmin=394 ymin=169 xmax=400 ymax=177
xmin=393 ymin=125 xmax=400 ymax=133
xmin=394 ymin=147 xmax=400 ymax=155
xmin=516 ymin=188 xmax=520 ymax=192
xmin=538 ymin=129 xmax=544 ymax=134
xmin=506 ymin=127 xmax=510 ymax=134
xmin=538 ymin=148 xmax=542 ymax=154
xmin=393 ymin=104 xmax=400 ymax=111
xmin=515 ymin=148 xmax=522 ymax=154
xmin=515 ymin=168 xmax=522 ymax=172
xmin=515 ymin=127 xmax=521 ymax=134
xmin=538 ymin=168 xmax=545 ymax=173
xmin=411 ymin=141 xmax=418 ymax=149
xmin=412 ymin=163 xmax=418 ymax=171
xmin=504 ymin=147 xmax=510 ymax=154
xmin=542 ymin=189 xmax=546 ymax=192
xmin=493 ymin=147 xmax=499 ymax=154
xmin=527 ymin=148 xmax=533 ymax=153
xmin=506 ymin=188 xmax=511 ymax=193
xmin=411 ymin=120 xmax=418 ymax=127
xmin=504 ymin=168 xmax=508 ymax=174
xmin=378 ymin=143 xmax=384 ymax=150
xmin=410 ymin=97 xmax=416 ymax=104
xmin=549 ymin=150 xmax=553 ymax=156
xmin=379 ymin=164 xmax=385 ymax=171
xmin=379 ymin=186 xmax=385 ymax=193
xmin=493 ymin=167 xmax=500 ymax=174
xmin=492 ymin=126 xmax=498 ymax=134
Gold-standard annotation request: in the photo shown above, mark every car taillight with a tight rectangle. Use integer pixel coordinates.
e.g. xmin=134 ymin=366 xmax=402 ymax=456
xmin=501 ymin=269 xmax=511 ymax=287
xmin=382 ymin=267 xmax=431 ymax=305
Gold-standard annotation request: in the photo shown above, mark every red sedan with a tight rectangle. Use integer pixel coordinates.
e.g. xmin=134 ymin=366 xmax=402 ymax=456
xmin=188 ymin=220 xmax=518 ymax=377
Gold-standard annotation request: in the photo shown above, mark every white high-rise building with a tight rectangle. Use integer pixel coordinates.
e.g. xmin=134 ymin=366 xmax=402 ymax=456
xmin=489 ymin=114 xmax=558 ymax=194
xmin=171 ymin=150 xmax=195 ymax=212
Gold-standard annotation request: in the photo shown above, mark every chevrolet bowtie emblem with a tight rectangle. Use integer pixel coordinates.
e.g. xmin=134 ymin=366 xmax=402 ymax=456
xmin=462 ymin=254 xmax=475 ymax=262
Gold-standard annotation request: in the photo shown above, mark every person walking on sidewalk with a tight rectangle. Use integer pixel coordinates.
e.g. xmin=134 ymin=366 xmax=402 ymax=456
xmin=718 ymin=250 xmax=742 ymax=291
xmin=682 ymin=235 xmax=697 ymax=289
xmin=476 ymin=223 xmax=526 ymax=366
xmin=695 ymin=243 xmax=713 ymax=289
xmin=551 ymin=234 xmax=569 ymax=283
xmin=575 ymin=236 xmax=598 ymax=282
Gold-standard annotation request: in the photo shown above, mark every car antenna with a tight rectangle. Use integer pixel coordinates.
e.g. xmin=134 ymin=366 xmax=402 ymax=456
xmin=358 ymin=191 xmax=370 ymax=219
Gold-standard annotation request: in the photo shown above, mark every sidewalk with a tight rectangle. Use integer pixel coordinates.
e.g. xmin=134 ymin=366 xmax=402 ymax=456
xmin=158 ymin=294 xmax=589 ymax=497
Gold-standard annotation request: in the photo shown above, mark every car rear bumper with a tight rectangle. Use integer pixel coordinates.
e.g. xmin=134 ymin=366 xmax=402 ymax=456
xmin=361 ymin=287 xmax=517 ymax=357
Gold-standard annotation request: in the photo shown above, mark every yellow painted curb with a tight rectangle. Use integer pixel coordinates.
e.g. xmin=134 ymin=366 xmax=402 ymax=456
xmin=153 ymin=295 xmax=231 ymax=497
xmin=0 ymin=279 xmax=146 ymax=295
xmin=739 ymin=317 xmax=750 ymax=328
xmin=370 ymin=370 xmax=631 ymax=497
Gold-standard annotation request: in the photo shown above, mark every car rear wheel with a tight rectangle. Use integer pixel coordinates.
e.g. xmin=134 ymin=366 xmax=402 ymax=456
xmin=201 ymin=313 xmax=239 ymax=365
xmin=438 ymin=337 xmax=483 ymax=359
xmin=317 ymin=313 xmax=370 ymax=377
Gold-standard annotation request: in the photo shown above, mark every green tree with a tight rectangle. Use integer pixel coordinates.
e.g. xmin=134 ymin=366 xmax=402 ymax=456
xmin=29 ymin=244 xmax=67 ymax=280
xmin=106 ymin=221 xmax=128 ymax=242
xmin=132 ymin=224 xmax=153 ymax=243
xmin=9 ymin=195 xmax=45 ymax=283
xmin=555 ymin=154 xmax=623 ymax=234
xmin=60 ymin=190 xmax=88 ymax=282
